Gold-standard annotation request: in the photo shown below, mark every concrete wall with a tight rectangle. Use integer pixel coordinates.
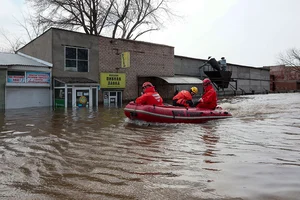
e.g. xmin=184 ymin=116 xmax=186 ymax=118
xmin=0 ymin=69 xmax=6 ymax=110
xmin=230 ymin=66 xmax=270 ymax=94
xmin=174 ymin=56 xmax=270 ymax=96
xmin=51 ymin=29 xmax=100 ymax=82
xmin=99 ymin=37 xmax=174 ymax=101
xmin=174 ymin=57 xmax=205 ymax=78
xmin=18 ymin=30 xmax=53 ymax=63
xmin=19 ymin=29 xmax=100 ymax=83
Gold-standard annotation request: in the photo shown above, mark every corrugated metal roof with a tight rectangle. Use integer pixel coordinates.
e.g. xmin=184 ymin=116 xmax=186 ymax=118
xmin=158 ymin=76 xmax=203 ymax=84
xmin=0 ymin=52 xmax=51 ymax=67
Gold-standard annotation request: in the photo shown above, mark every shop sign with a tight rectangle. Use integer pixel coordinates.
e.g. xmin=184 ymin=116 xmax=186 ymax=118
xmin=100 ymin=73 xmax=126 ymax=88
xmin=7 ymin=75 xmax=25 ymax=83
xmin=26 ymin=72 xmax=50 ymax=84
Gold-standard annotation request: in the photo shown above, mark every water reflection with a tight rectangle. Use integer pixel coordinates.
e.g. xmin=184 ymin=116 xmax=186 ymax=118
xmin=0 ymin=93 xmax=300 ymax=199
xmin=201 ymin=125 xmax=221 ymax=172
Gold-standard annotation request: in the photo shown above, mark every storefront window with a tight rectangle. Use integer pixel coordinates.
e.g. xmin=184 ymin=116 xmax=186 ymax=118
xmin=54 ymin=89 xmax=65 ymax=107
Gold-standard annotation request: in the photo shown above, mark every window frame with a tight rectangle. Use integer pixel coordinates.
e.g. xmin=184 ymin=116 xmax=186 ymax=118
xmin=64 ymin=46 xmax=89 ymax=72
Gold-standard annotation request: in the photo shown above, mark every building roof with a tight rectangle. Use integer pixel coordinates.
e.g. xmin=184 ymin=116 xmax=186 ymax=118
xmin=158 ymin=76 xmax=203 ymax=85
xmin=18 ymin=27 xmax=174 ymax=52
xmin=175 ymin=55 xmax=269 ymax=70
xmin=0 ymin=52 xmax=52 ymax=67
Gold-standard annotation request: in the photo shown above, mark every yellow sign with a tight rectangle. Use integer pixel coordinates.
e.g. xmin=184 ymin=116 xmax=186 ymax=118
xmin=121 ymin=52 xmax=130 ymax=68
xmin=100 ymin=73 xmax=126 ymax=88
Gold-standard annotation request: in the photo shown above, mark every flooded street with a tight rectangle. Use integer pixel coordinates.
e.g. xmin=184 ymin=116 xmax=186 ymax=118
xmin=1 ymin=93 xmax=300 ymax=200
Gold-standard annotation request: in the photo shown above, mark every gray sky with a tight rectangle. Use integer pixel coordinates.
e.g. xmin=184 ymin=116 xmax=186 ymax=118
xmin=1 ymin=0 xmax=299 ymax=67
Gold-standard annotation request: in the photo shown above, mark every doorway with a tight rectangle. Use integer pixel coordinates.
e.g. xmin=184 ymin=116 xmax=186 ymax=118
xmin=103 ymin=91 xmax=122 ymax=107
xmin=74 ymin=88 xmax=90 ymax=107
xmin=53 ymin=78 xmax=99 ymax=108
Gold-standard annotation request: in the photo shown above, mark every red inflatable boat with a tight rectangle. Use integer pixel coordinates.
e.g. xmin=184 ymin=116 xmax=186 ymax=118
xmin=124 ymin=101 xmax=232 ymax=124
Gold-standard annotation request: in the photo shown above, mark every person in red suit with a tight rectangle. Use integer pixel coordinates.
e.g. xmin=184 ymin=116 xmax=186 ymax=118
xmin=135 ymin=82 xmax=163 ymax=105
xmin=195 ymin=78 xmax=217 ymax=110
xmin=172 ymin=87 xmax=198 ymax=107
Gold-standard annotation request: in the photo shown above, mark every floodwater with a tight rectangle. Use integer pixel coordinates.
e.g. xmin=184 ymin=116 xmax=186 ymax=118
xmin=0 ymin=93 xmax=300 ymax=200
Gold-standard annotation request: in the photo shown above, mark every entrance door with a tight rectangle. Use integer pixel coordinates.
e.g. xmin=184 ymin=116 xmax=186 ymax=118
xmin=74 ymin=88 xmax=90 ymax=107
xmin=103 ymin=91 xmax=122 ymax=107
xmin=109 ymin=92 xmax=117 ymax=107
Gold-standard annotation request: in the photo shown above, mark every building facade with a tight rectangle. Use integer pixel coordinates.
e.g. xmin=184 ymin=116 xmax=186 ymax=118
xmin=268 ymin=65 xmax=300 ymax=92
xmin=18 ymin=28 xmax=179 ymax=107
xmin=15 ymin=28 xmax=273 ymax=109
xmin=175 ymin=55 xmax=270 ymax=95
xmin=0 ymin=52 xmax=52 ymax=110
xmin=97 ymin=37 xmax=175 ymax=105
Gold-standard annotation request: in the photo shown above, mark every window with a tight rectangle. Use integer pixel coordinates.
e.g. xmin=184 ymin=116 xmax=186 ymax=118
xmin=8 ymin=71 xmax=25 ymax=76
xmin=65 ymin=46 xmax=89 ymax=72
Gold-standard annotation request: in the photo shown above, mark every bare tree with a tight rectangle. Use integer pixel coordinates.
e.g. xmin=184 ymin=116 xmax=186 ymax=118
xmin=16 ymin=12 xmax=49 ymax=41
xmin=278 ymin=48 xmax=300 ymax=73
xmin=26 ymin=0 xmax=174 ymax=39
xmin=0 ymin=9 xmax=48 ymax=52
xmin=0 ymin=28 xmax=24 ymax=53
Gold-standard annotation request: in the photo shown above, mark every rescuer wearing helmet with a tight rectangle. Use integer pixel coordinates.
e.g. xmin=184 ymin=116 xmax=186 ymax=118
xmin=172 ymin=87 xmax=198 ymax=107
xmin=195 ymin=78 xmax=217 ymax=110
xmin=135 ymin=82 xmax=163 ymax=105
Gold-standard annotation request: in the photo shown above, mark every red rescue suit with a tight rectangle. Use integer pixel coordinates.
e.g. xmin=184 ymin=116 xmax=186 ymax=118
xmin=135 ymin=86 xmax=163 ymax=105
xmin=196 ymin=85 xmax=217 ymax=110
xmin=172 ymin=90 xmax=193 ymax=107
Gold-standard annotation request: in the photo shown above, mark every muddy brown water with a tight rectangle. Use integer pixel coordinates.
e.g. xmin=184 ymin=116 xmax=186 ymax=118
xmin=1 ymin=93 xmax=300 ymax=200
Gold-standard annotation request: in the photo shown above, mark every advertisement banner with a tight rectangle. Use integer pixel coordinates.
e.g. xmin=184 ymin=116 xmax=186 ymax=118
xmin=100 ymin=73 xmax=126 ymax=88
xmin=121 ymin=52 xmax=130 ymax=68
xmin=26 ymin=72 xmax=50 ymax=84
xmin=7 ymin=75 xmax=25 ymax=83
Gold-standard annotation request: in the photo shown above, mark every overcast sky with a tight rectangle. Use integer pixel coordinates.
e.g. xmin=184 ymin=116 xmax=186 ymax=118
xmin=1 ymin=0 xmax=299 ymax=67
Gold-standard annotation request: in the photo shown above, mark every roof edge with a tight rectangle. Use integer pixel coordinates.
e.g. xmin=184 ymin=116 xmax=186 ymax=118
xmin=156 ymin=76 xmax=203 ymax=85
xmin=17 ymin=52 xmax=53 ymax=67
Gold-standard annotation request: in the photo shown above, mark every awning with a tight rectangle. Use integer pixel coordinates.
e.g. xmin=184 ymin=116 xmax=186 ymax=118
xmin=157 ymin=76 xmax=203 ymax=85
xmin=54 ymin=77 xmax=99 ymax=85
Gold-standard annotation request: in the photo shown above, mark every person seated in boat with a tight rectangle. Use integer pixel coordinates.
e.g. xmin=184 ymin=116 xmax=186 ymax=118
xmin=194 ymin=78 xmax=217 ymax=110
xmin=135 ymin=82 xmax=163 ymax=105
xmin=172 ymin=87 xmax=198 ymax=107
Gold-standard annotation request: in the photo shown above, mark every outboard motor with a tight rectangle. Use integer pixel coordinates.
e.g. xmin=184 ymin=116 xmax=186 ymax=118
xmin=207 ymin=57 xmax=221 ymax=71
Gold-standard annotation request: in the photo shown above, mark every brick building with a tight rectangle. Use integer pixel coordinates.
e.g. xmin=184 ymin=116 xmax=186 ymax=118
xmin=98 ymin=37 xmax=175 ymax=105
xmin=18 ymin=28 xmax=194 ymax=107
xmin=268 ymin=65 xmax=300 ymax=92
